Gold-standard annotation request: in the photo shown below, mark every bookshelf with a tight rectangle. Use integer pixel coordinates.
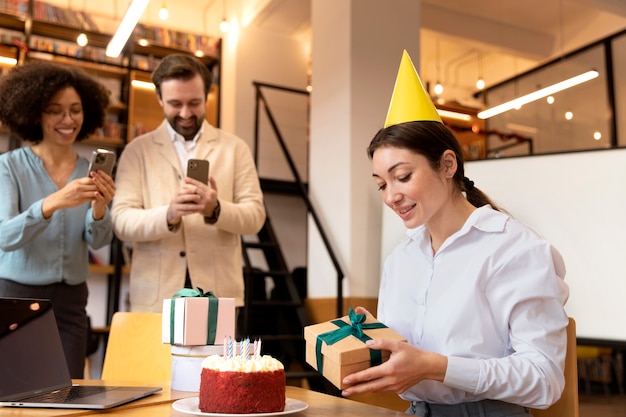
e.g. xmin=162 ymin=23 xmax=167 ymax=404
xmin=0 ymin=0 xmax=221 ymax=321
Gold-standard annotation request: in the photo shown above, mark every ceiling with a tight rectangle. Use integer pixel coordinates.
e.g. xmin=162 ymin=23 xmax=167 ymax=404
xmin=244 ymin=0 xmax=626 ymax=109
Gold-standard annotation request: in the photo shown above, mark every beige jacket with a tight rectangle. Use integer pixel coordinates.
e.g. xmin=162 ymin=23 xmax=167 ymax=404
xmin=111 ymin=121 xmax=265 ymax=311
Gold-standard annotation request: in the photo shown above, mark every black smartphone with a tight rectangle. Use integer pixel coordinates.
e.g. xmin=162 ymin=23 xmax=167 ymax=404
xmin=88 ymin=149 xmax=116 ymax=177
xmin=187 ymin=159 xmax=209 ymax=184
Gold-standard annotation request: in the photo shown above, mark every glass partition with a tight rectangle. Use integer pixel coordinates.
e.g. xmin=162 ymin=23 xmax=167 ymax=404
xmin=613 ymin=34 xmax=626 ymax=148
xmin=482 ymin=31 xmax=626 ymax=158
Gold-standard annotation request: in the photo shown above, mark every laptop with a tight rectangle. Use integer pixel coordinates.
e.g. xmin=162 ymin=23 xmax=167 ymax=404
xmin=0 ymin=297 xmax=162 ymax=409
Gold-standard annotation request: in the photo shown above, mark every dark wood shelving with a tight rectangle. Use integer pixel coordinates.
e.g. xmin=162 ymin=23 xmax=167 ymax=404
xmin=0 ymin=3 xmax=221 ymax=325
xmin=84 ymin=136 xmax=124 ymax=148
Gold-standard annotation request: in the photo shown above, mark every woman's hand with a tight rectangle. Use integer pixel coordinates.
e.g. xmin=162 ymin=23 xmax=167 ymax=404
xmin=41 ymin=176 xmax=102 ymax=218
xmin=89 ymin=170 xmax=116 ymax=220
xmin=340 ymin=311 xmax=448 ymax=397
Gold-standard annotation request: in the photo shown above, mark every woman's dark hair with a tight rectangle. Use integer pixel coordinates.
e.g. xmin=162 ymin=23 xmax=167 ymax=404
xmin=151 ymin=54 xmax=213 ymax=99
xmin=367 ymin=121 xmax=503 ymax=211
xmin=0 ymin=61 xmax=110 ymax=142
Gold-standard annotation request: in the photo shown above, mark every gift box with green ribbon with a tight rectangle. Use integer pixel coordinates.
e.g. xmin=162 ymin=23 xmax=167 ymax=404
xmin=162 ymin=287 xmax=235 ymax=346
xmin=304 ymin=308 xmax=406 ymax=389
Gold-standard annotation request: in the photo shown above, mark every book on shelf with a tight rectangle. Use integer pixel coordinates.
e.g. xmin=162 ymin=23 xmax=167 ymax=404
xmin=0 ymin=0 xmax=29 ymax=16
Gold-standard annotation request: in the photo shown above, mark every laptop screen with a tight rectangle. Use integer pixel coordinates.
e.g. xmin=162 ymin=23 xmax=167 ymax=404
xmin=0 ymin=298 xmax=72 ymax=400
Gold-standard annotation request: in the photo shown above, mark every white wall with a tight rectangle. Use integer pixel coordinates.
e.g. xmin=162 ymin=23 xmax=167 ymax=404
xmin=465 ymin=150 xmax=626 ymax=343
xmin=307 ymin=0 xmax=421 ymax=301
xmin=233 ymin=25 xmax=309 ymax=180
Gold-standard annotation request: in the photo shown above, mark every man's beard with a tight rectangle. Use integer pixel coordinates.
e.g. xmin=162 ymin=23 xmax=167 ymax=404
xmin=169 ymin=115 xmax=202 ymax=140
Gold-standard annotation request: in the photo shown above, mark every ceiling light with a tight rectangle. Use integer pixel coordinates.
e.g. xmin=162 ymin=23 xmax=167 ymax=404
xmin=546 ymin=95 xmax=555 ymax=104
xmin=106 ymin=0 xmax=150 ymax=58
xmin=76 ymin=33 xmax=88 ymax=47
xmin=477 ymin=70 xmax=599 ymax=119
xmin=476 ymin=78 xmax=485 ymax=90
xmin=0 ymin=56 xmax=17 ymax=65
xmin=565 ymin=111 xmax=573 ymax=120
xmin=437 ymin=109 xmax=472 ymax=121
xmin=131 ymin=79 xmax=155 ymax=90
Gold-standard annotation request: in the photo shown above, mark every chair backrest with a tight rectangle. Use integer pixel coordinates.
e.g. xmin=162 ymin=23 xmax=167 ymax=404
xmin=531 ymin=317 xmax=579 ymax=417
xmin=101 ymin=312 xmax=171 ymax=384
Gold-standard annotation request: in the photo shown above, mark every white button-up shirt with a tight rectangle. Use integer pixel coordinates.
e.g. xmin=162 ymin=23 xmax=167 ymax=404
xmin=378 ymin=205 xmax=569 ymax=408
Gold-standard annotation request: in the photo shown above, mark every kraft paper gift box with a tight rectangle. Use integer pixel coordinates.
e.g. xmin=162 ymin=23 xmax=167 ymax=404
xmin=162 ymin=289 xmax=235 ymax=346
xmin=304 ymin=308 xmax=406 ymax=389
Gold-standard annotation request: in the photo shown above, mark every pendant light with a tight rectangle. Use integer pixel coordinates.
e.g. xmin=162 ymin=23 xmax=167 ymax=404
xmin=73 ymin=0 xmax=88 ymax=47
xmin=219 ymin=0 xmax=230 ymax=33
xmin=475 ymin=51 xmax=485 ymax=90
xmin=433 ymin=39 xmax=443 ymax=96
xmin=158 ymin=0 xmax=169 ymax=20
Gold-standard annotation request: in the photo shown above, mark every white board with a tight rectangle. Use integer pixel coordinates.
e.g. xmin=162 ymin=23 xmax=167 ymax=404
xmin=466 ymin=149 xmax=626 ymax=344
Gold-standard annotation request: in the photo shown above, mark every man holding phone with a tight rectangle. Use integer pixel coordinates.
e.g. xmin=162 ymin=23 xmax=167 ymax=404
xmin=111 ymin=54 xmax=265 ymax=314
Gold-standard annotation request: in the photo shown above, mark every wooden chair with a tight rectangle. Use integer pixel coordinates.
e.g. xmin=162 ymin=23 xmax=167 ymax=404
xmin=101 ymin=312 xmax=171 ymax=385
xmin=531 ymin=317 xmax=579 ymax=417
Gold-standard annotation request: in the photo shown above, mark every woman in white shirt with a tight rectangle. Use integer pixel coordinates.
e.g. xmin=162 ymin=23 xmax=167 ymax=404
xmin=340 ymin=52 xmax=569 ymax=417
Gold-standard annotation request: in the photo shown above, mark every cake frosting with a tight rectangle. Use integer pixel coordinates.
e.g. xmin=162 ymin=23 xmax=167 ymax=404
xmin=201 ymin=354 xmax=284 ymax=372
xmin=198 ymin=354 xmax=286 ymax=414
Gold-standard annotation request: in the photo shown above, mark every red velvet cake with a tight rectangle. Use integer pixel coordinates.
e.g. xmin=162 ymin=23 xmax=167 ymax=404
xmin=198 ymin=354 xmax=286 ymax=414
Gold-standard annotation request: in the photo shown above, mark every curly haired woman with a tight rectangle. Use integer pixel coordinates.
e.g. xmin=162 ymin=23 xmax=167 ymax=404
xmin=0 ymin=61 xmax=115 ymax=377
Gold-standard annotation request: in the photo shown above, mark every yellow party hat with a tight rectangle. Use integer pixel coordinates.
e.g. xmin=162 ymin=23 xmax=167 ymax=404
xmin=384 ymin=50 xmax=442 ymax=127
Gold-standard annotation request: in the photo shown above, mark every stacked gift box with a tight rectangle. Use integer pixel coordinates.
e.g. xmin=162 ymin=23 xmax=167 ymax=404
xmin=162 ymin=288 xmax=236 ymax=391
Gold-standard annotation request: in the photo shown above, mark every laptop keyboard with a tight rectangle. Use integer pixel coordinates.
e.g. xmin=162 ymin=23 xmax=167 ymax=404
xmin=18 ymin=385 xmax=115 ymax=403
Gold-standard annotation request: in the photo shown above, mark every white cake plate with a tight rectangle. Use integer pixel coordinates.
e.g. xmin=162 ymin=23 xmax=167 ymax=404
xmin=172 ymin=397 xmax=308 ymax=417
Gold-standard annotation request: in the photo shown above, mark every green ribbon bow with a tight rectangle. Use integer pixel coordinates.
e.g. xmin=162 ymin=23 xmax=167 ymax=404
xmin=170 ymin=287 xmax=219 ymax=345
xmin=314 ymin=307 xmax=387 ymax=375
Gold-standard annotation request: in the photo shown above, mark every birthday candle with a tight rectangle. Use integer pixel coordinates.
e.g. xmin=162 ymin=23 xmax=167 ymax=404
xmin=256 ymin=339 xmax=262 ymax=359
xmin=244 ymin=337 xmax=250 ymax=360
xmin=253 ymin=339 xmax=257 ymax=358
xmin=240 ymin=338 xmax=244 ymax=360
xmin=227 ymin=337 xmax=233 ymax=359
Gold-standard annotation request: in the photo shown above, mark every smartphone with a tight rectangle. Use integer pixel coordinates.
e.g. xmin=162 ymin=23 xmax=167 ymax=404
xmin=187 ymin=159 xmax=209 ymax=184
xmin=88 ymin=149 xmax=116 ymax=177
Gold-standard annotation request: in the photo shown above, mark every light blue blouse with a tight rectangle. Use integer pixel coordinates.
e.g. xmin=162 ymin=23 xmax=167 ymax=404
xmin=0 ymin=147 xmax=112 ymax=285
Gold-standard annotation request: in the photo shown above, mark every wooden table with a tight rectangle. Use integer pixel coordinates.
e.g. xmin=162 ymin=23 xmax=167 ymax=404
xmin=0 ymin=384 xmax=409 ymax=417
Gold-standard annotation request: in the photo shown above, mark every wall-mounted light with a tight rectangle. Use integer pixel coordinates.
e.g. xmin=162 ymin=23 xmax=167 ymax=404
xmin=106 ymin=0 xmax=150 ymax=58
xmin=477 ymin=70 xmax=599 ymax=119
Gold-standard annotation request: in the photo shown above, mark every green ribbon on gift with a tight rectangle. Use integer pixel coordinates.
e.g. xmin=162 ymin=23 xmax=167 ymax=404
xmin=314 ymin=307 xmax=387 ymax=375
xmin=170 ymin=287 xmax=219 ymax=345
